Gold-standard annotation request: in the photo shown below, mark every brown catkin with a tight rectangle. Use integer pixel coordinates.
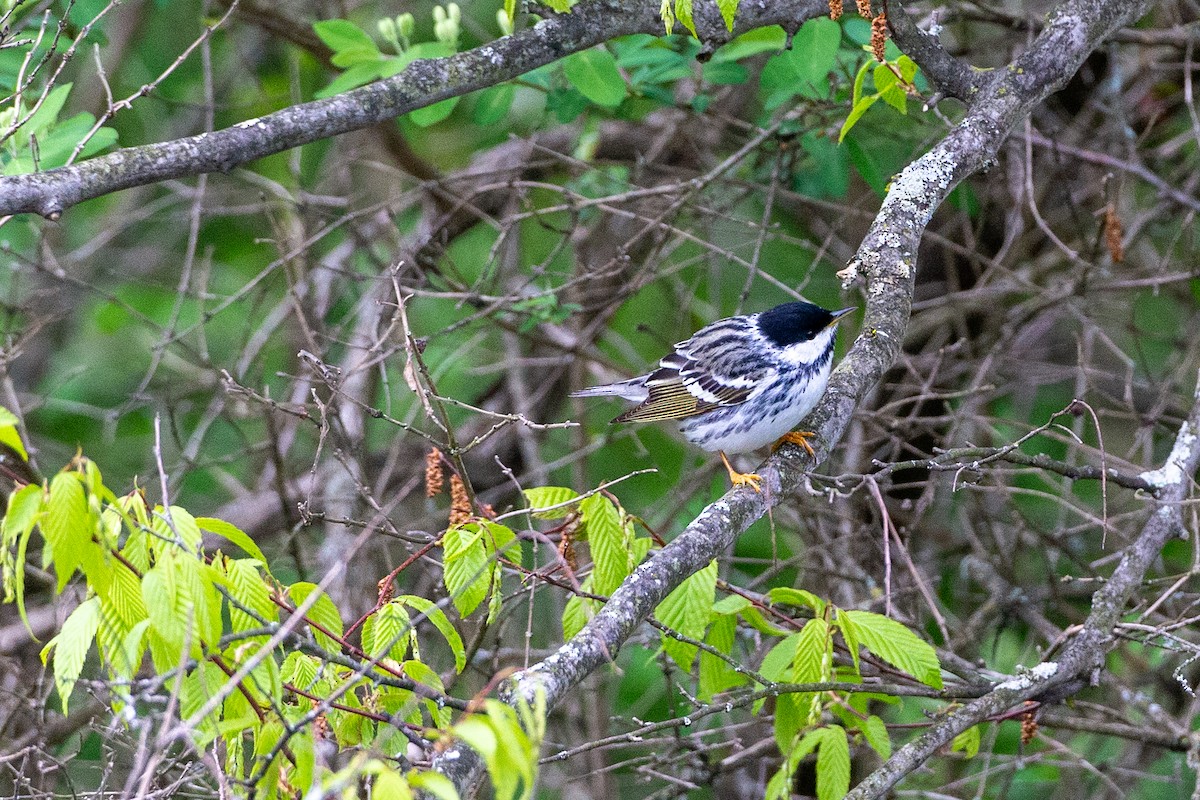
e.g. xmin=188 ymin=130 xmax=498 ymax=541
xmin=448 ymin=474 xmax=472 ymax=526
xmin=871 ymin=12 xmax=888 ymax=61
xmin=1104 ymin=202 xmax=1125 ymax=263
xmin=1020 ymin=711 xmax=1038 ymax=745
xmin=828 ymin=0 xmax=843 ymax=19
xmin=425 ymin=448 xmax=444 ymax=497
xmin=855 ymin=0 xmax=871 ymax=17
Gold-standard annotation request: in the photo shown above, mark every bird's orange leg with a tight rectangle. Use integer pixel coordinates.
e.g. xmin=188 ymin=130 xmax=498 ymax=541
xmin=720 ymin=451 xmax=762 ymax=493
xmin=772 ymin=430 xmax=817 ymax=458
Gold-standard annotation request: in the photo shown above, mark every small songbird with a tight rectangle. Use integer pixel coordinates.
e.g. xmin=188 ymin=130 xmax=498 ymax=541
xmin=572 ymin=301 xmax=854 ymax=492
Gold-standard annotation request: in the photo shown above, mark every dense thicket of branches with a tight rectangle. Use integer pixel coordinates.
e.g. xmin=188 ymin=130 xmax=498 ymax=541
xmin=1 ymin=0 xmax=1199 ymax=798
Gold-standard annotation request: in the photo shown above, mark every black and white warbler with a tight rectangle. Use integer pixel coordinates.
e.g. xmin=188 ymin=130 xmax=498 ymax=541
xmin=572 ymin=301 xmax=854 ymax=492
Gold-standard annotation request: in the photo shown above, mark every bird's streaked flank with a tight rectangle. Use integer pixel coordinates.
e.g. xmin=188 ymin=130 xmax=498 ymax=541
xmin=573 ymin=301 xmax=853 ymax=492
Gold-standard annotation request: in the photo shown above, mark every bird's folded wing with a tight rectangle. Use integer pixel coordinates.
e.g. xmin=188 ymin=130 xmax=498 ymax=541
xmin=612 ymin=352 xmax=762 ymax=423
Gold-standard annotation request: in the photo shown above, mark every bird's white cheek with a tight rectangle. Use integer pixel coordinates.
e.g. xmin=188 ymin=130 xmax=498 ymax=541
xmin=780 ymin=330 xmax=834 ymax=367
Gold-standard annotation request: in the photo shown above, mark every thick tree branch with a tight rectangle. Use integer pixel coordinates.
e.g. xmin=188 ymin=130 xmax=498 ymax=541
xmin=0 ymin=0 xmax=828 ymax=219
xmin=430 ymin=0 xmax=1160 ymax=796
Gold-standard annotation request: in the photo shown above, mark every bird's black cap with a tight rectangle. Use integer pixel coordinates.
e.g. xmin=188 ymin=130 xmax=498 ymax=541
xmin=757 ymin=302 xmax=854 ymax=347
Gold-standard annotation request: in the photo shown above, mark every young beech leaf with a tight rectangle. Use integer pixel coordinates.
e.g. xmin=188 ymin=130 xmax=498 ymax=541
xmin=655 ymin=559 xmax=717 ymax=672
xmin=522 ymin=485 xmax=580 ymax=518
xmin=839 ymin=609 xmax=942 ymax=688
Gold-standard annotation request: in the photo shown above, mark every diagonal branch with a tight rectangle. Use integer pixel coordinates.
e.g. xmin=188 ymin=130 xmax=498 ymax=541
xmin=846 ymin=370 xmax=1200 ymax=798
xmin=430 ymin=0 xmax=1159 ymax=796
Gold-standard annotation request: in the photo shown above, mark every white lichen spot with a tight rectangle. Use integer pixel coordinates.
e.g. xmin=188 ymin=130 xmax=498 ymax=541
xmin=994 ymin=675 xmax=1031 ymax=692
xmin=1030 ymin=661 xmax=1058 ymax=680
xmin=1139 ymin=419 xmax=1197 ymax=489
xmin=235 ymin=117 xmax=262 ymax=128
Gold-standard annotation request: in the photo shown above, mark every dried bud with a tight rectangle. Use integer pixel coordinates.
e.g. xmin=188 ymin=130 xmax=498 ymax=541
xmin=449 ymin=474 xmax=472 ymax=526
xmin=1104 ymin=202 xmax=1124 ymax=263
xmin=871 ymin=12 xmax=888 ymax=62
xmin=856 ymin=0 xmax=871 ymax=17
xmin=425 ymin=448 xmax=445 ymax=497
xmin=828 ymin=0 xmax=843 ymax=19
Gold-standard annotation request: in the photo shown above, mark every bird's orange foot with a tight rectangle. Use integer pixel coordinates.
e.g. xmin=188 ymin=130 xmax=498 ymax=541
xmin=720 ymin=451 xmax=762 ymax=493
xmin=772 ymin=430 xmax=817 ymax=458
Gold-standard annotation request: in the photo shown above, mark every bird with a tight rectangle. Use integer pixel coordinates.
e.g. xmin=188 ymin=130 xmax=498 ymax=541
xmin=572 ymin=301 xmax=854 ymax=493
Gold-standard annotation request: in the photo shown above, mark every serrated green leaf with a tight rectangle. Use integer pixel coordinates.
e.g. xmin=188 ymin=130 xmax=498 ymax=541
xmin=563 ymin=49 xmax=627 ymax=108
xmin=759 ymin=632 xmax=800 ymax=683
xmin=562 ymin=592 xmax=598 ymax=641
xmin=699 ymin=613 xmax=747 ymax=699
xmin=815 ymin=726 xmax=850 ymax=800
xmin=223 ymin=558 xmax=276 ymax=632
xmin=768 ymin=587 xmax=826 ymax=615
xmin=365 ymin=600 xmax=412 ymax=661
xmin=874 ymin=63 xmax=907 ymax=112
xmin=198 ymin=517 xmax=266 ymax=563
xmin=711 ymin=594 xmax=750 ymax=615
xmin=288 ymin=582 xmax=345 ymax=652
xmin=443 ymin=523 xmax=489 ymax=617
xmin=674 ymin=0 xmax=695 ymax=36
xmin=660 ymin=0 xmax=674 ymax=34
xmin=716 ymin=0 xmax=737 ymax=30
xmin=862 ymin=714 xmax=891 ymax=759
xmin=656 ymin=559 xmax=717 ymax=672
xmin=399 ymin=594 xmax=466 ymax=674
xmin=522 ymin=486 xmax=580 ymax=518
xmin=42 ymin=596 xmax=99 ymax=713
xmin=841 ymin=610 xmax=942 ymax=688
xmin=581 ymin=493 xmax=629 ymax=595
xmin=44 ymin=473 xmax=88 ymax=590
xmin=951 ymin=723 xmax=981 ymax=758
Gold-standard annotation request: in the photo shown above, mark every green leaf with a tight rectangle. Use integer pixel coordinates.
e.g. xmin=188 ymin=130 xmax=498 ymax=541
xmin=473 ymin=84 xmax=516 ymax=126
xmin=562 ymin=592 xmax=598 ymax=641
xmin=712 ymin=26 xmax=785 ymax=62
xmin=838 ymin=93 xmax=878 ymax=143
xmin=315 ymin=61 xmax=387 ymax=99
xmin=409 ymin=97 xmax=460 ymax=127
xmin=313 ymin=19 xmax=381 ymax=57
xmin=861 ymin=714 xmax=892 ymax=759
xmin=716 ymin=0 xmax=737 ymax=30
xmin=815 ymin=726 xmax=851 ymax=800
xmin=674 ymin=0 xmax=696 ymax=37
xmin=767 ymin=587 xmax=826 ymax=615
xmin=758 ymin=632 xmax=800 ymax=683
xmin=522 ymin=486 xmax=580 ymax=518
xmin=951 ymin=724 xmax=981 ymax=758
xmin=406 ymin=771 xmax=458 ymax=800
xmin=655 ymin=559 xmax=717 ymax=672
xmin=563 ymin=49 xmax=627 ymax=108
xmin=42 ymin=596 xmax=101 ymax=713
xmin=222 ymin=558 xmax=277 ymax=632
xmin=288 ymin=582 xmax=345 ymax=652
xmin=792 ymin=617 xmax=830 ymax=684
xmin=198 ymin=517 xmax=266 ymax=563
xmin=443 ymin=523 xmax=490 ymax=617
xmin=699 ymin=613 xmax=746 ymax=699
xmin=840 ymin=610 xmax=942 ymax=688
xmin=365 ymin=600 xmax=412 ymax=661
xmin=873 ymin=62 xmax=907 ymax=112
xmin=44 ymin=473 xmax=88 ymax=591
xmin=399 ymin=594 xmax=466 ymax=673
xmin=711 ymin=594 xmax=750 ymax=615
xmin=581 ymin=493 xmax=629 ymax=595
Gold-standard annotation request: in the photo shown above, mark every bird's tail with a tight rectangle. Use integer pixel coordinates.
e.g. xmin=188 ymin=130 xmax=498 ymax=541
xmin=570 ymin=377 xmax=648 ymax=403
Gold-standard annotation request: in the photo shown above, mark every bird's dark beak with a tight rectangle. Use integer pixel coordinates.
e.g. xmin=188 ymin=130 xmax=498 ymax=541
xmin=828 ymin=307 xmax=856 ymax=326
